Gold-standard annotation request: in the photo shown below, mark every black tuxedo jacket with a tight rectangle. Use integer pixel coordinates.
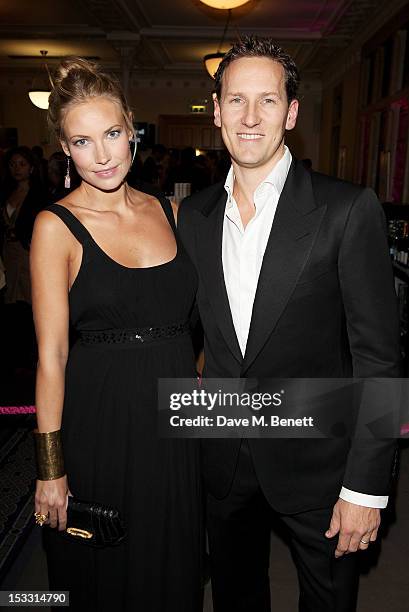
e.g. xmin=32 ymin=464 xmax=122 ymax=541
xmin=178 ymin=158 xmax=401 ymax=513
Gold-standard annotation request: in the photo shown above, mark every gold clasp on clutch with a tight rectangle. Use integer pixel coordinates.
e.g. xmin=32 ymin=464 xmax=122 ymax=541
xmin=66 ymin=527 xmax=93 ymax=539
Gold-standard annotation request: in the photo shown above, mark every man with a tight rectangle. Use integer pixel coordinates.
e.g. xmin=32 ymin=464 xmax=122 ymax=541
xmin=178 ymin=37 xmax=400 ymax=611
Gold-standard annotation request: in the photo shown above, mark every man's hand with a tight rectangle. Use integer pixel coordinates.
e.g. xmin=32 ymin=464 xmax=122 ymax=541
xmin=325 ymin=498 xmax=380 ymax=558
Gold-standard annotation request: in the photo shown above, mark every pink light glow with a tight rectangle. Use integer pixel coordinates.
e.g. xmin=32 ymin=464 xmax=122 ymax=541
xmin=0 ymin=405 xmax=36 ymax=414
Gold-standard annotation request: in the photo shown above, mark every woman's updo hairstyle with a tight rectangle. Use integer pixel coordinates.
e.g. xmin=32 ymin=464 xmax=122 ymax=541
xmin=48 ymin=57 xmax=134 ymax=140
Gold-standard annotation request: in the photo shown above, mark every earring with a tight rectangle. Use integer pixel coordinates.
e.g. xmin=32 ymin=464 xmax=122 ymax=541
xmin=64 ymin=156 xmax=71 ymax=189
xmin=129 ymin=137 xmax=137 ymax=164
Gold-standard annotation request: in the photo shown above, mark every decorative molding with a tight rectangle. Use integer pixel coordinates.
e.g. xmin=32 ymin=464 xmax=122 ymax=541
xmin=107 ymin=31 xmax=141 ymax=42
xmin=140 ymin=25 xmax=322 ymax=42
xmin=0 ymin=25 xmax=106 ymax=39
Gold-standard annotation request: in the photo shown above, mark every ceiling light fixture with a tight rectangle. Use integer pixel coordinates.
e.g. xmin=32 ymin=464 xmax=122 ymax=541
xmin=199 ymin=0 xmax=250 ymax=8
xmin=203 ymin=8 xmax=233 ymax=79
xmin=203 ymin=52 xmax=225 ymax=79
xmin=28 ymin=91 xmax=51 ymax=110
xmin=28 ymin=50 xmax=53 ymax=110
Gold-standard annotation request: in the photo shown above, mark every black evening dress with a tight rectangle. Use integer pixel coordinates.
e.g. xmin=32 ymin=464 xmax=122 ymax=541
xmin=42 ymin=197 xmax=203 ymax=611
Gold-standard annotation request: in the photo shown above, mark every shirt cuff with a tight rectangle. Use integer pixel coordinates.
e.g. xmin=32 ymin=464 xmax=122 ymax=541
xmin=339 ymin=487 xmax=388 ymax=509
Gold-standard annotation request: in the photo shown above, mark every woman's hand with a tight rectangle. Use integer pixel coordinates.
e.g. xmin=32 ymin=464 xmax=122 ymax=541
xmin=35 ymin=475 xmax=72 ymax=531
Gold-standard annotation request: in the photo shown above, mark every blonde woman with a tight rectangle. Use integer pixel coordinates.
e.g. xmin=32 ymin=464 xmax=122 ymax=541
xmin=31 ymin=58 xmax=202 ymax=611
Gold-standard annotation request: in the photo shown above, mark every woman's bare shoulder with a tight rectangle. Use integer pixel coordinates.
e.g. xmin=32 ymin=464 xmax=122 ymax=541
xmin=33 ymin=206 xmax=76 ymax=248
xmin=35 ymin=209 xmax=65 ymax=232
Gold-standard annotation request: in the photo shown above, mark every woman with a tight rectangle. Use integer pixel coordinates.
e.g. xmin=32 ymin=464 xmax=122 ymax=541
xmin=1 ymin=146 xmax=44 ymax=303
xmin=0 ymin=146 xmax=43 ymax=373
xmin=31 ymin=57 xmax=202 ymax=611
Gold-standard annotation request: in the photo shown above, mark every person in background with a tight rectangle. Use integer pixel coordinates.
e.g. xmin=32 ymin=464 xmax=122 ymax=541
xmin=205 ymin=150 xmax=221 ymax=185
xmin=175 ymin=147 xmax=195 ymax=186
xmin=141 ymin=143 xmax=167 ymax=186
xmin=194 ymin=155 xmax=211 ymax=191
xmin=0 ymin=146 xmax=44 ymax=374
xmin=1 ymin=146 xmax=44 ymax=303
xmin=125 ymin=148 xmax=143 ymax=187
xmin=172 ymin=147 xmax=210 ymax=194
xmin=161 ymin=148 xmax=180 ymax=196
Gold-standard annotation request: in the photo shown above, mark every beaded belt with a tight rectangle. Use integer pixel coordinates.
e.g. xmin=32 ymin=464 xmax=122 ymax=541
xmin=79 ymin=321 xmax=190 ymax=345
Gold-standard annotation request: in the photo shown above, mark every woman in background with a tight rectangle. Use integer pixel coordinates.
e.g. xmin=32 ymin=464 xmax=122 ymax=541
xmin=0 ymin=146 xmax=43 ymax=374
xmin=31 ymin=57 xmax=202 ymax=611
xmin=1 ymin=146 xmax=43 ymax=304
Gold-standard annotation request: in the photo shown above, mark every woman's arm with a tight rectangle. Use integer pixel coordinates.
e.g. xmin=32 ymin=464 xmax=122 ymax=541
xmin=30 ymin=210 xmax=73 ymax=530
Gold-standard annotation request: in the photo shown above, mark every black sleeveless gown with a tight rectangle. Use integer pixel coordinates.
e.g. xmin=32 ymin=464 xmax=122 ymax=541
xmin=42 ymin=198 xmax=203 ymax=611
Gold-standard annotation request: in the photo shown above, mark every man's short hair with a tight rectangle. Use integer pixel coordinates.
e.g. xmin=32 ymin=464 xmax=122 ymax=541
xmin=214 ymin=35 xmax=300 ymax=104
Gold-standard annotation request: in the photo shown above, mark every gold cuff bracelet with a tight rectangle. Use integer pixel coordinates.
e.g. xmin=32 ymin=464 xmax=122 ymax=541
xmin=33 ymin=429 xmax=65 ymax=481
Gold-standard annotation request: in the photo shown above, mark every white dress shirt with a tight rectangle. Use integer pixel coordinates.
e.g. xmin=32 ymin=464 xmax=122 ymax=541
xmin=221 ymin=145 xmax=387 ymax=509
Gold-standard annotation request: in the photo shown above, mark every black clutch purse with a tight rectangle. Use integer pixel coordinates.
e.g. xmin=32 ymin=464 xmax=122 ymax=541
xmin=59 ymin=496 xmax=126 ymax=547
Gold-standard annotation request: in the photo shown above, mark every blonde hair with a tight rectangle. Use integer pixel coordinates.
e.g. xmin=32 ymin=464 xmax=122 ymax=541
xmin=48 ymin=57 xmax=135 ymax=142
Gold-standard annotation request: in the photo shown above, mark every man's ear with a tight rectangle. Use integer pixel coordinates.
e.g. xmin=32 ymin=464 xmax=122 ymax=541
xmin=60 ymin=140 xmax=70 ymax=157
xmin=213 ymin=92 xmax=221 ymax=128
xmin=285 ymin=99 xmax=299 ymax=131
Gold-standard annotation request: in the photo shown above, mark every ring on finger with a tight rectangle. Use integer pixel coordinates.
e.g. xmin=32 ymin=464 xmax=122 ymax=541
xmin=360 ymin=538 xmax=370 ymax=545
xmin=34 ymin=512 xmax=48 ymax=526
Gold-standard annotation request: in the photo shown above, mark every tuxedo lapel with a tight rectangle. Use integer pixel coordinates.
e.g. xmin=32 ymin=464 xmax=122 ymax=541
xmin=241 ymin=160 xmax=327 ymax=373
xmin=196 ymin=186 xmax=242 ymax=364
